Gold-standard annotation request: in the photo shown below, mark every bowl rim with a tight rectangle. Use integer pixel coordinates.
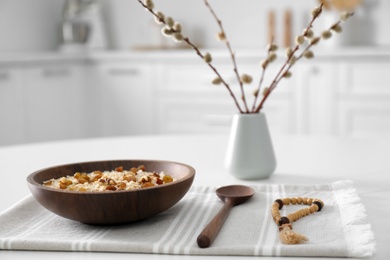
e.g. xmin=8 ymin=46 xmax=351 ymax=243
xmin=26 ymin=159 xmax=196 ymax=195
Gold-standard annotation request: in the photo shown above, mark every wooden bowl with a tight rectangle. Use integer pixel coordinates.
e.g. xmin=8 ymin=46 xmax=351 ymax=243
xmin=27 ymin=160 xmax=195 ymax=225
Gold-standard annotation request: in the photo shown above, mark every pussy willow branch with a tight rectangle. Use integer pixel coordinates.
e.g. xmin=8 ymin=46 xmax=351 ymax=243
xmin=254 ymin=48 xmax=298 ymax=113
xmin=251 ymin=66 xmax=267 ymax=112
xmin=254 ymin=4 xmax=324 ymax=113
xmin=204 ymin=0 xmax=249 ymax=113
xmin=263 ymin=18 xmax=346 ymax=105
xmin=137 ymin=0 xmax=244 ymax=113
xmin=251 ymin=38 xmax=274 ymax=112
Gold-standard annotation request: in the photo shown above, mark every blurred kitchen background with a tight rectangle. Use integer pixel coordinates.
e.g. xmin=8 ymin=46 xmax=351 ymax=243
xmin=1 ymin=0 xmax=390 ymax=146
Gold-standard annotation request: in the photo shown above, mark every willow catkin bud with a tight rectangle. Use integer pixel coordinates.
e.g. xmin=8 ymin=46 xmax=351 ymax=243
xmin=161 ymin=27 xmax=174 ymax=37
xmin=267 ymin=43 xmax=278 ymax=52
xmin=289 ymin=55 xmax=297 ymax=65
xmin=295 ymin=35 xmax=305 ymax=45
xmin=173 ymin=22 xmax=182 ymax=33
xmin=216 ymin=31 xmax=226 ymax=41
xmin=211 ymin=77 xmax=222 ymax=85
xmin=145 ymin=0 xmax=154 ymax=9
xmin=253 ymin=88 xmax=259 ymax=97
xmin=340 ymin=11 xmax=351 ymax=21
xmin=269 ymin=52 xmax=277 ymax=62
xmin=303 ymin=28 xmax=314 ymax=38
xmin=311 ymin=6 xmax=322 ymax=17
xmin=173 ymin=32 xmax=183 ymax=42
xmin=261 ymin=59 xmax=269 ymax=69
xmin=262 ymin=87 xmax=270 ymax=96
xmin=240 ymin=74 xmax=253 ymax=84
xmin=310 ymin=37 xmax=321 ymax=45
xmin=321 ymin=30 xmax=332 ymax=40
xmin=203 ymin=52 xmax=212 ymax=63
xmin=285 ymin=47 xmax=293 ymax=58
xmin=154 ymin=11 xmax=165 ymax=24
xmin=165 ymin=16 xmax=175 ymax=28
xmin=331 ymin=23 xmax=342 ymax=33
xmin=283 ymin=71 xmax=292 ymax=78
xmin=303 ymin=50 xmax=314 ymax=59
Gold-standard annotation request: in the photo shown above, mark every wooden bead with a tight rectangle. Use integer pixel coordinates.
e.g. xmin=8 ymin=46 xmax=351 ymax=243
xmin=272 ymin=203 xmax=280 ymax=211
xmin=275 ymin=199 xmax=283 ymax=209
xmin=287 ymin=213 xmax=296 ymax=222
xmin=291 ymin=197 xmax=297 ymax=204
xmin=313 ymin=201 xmax=323 ymax=211
xmin=314 ymin=199 xmax=324 ymax=209
xmin=278 ymin=216 xmax=290 ymax=226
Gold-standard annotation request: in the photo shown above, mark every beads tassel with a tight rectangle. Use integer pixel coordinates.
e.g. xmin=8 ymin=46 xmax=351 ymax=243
xmin=271 ymin=197 xmax=324 ymax=245
xmin=279 ymin=224 xmax=308 ymax=244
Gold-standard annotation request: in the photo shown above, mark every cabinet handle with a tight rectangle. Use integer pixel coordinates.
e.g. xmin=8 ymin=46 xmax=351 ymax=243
xmin=310 ymin=66 xmax=320 ymax=75
xmin=0 ymin=72 xmax=9 ymax=81
xmin=107 ymin=68 xmax=140 ymax=76
xmin=42 ymin=68 xmax=71 ymax=78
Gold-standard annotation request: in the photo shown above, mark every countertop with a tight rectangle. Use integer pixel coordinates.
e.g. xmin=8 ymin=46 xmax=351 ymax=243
xmin=1 ymin=46 xmax=390 ymax=66
xmin=0 ymin=133 xmax=389 ymax=259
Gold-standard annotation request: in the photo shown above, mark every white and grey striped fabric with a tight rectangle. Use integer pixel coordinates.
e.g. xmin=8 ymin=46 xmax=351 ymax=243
xmin=0 ymin=181 xmax=375 ymax=257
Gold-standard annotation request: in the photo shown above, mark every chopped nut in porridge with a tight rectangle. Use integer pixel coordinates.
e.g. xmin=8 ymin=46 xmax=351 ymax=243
xmin=42 ymin=165 xmax=175 ymax=192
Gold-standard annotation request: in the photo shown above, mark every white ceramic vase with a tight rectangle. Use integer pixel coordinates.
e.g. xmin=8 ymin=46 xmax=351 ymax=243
xmin=225 ymin=113 xmax=276 ymax=180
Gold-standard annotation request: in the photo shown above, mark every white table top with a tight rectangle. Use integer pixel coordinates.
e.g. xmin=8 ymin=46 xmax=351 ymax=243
xmin=0 ymin=134 xmax=389 ymax=260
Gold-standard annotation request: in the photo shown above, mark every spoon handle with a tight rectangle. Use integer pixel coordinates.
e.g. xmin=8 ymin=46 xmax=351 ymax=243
xmin=197 ymin=199 xmax=234 ymax=248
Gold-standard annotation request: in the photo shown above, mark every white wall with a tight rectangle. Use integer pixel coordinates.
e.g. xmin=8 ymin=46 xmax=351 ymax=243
xmin=103 ymin=0 xmax=390 ymax=49
xmin=0 ymin=0 xmax=388 ymax=52
xmin=0 ymin=0 xmax=64 ymax=53
xmin=104 ymin=0 xmax=309 ymax=50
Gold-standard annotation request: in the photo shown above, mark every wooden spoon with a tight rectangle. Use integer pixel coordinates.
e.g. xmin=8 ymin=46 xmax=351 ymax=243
xmin=197 ymin=185 xmax=255 ymax=248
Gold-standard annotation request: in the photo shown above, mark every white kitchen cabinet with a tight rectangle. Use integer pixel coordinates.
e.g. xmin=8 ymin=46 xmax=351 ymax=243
xmin=0 ymin=68 xmax=25 ymax=145
xmin=2 ymin=48 xmax=390 ymax=146
xmin=23 ymin=63 xmax=87 ymax=143
xmin=154 ymin=57 xmax=295 ymax=134
xmin=155 ymin=59 xmax=235 ymax=134
xmin=87 ymin=62 xmax=154 ymax=137
xmin=153 ymin=52 xmax=390 ymax=138
xmin=336 ymin=59 xmax=390 ymax=138
xmin=292 ymin=56 xmax=390 ymax=138
xmin=294 ymin=60 xmax=337 ymax=135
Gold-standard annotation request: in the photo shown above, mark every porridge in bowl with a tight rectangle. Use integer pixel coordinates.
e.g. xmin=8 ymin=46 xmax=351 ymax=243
xmin=43 ymin=165 xmax=175 ymax=192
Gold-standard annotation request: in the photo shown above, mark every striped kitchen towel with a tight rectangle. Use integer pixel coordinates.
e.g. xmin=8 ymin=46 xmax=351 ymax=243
xmin=0 ymin=180 xmax=375 ymax=257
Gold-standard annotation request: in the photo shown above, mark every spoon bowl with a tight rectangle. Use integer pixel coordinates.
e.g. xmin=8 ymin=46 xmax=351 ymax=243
xmin=197 ymin=185 xmax=255 ymax=248
xmin=216 ymin=185 xmax=255 ymax=205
